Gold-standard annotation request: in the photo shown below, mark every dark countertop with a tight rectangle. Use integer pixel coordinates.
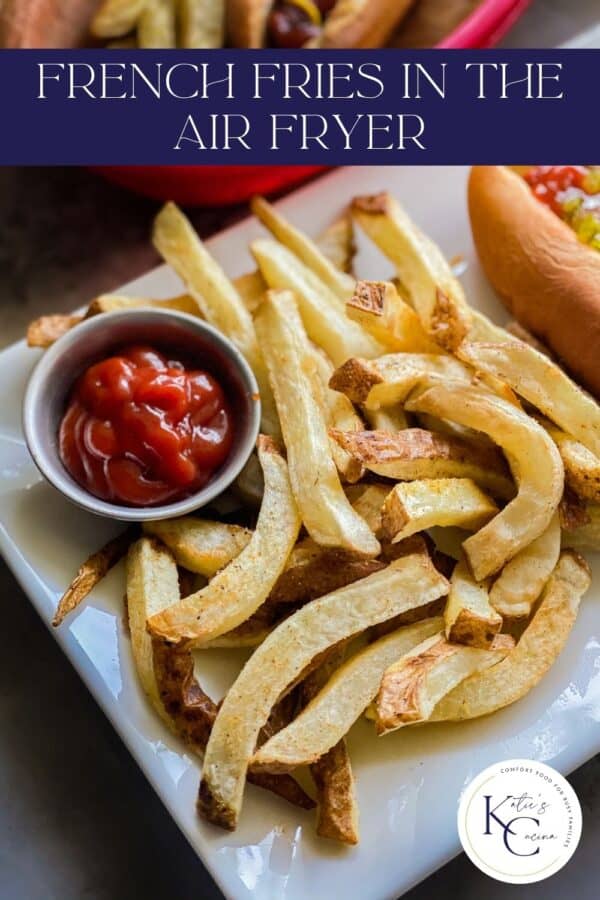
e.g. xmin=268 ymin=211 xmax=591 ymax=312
xmin=0 ymin=163 xmax=598 ymax=900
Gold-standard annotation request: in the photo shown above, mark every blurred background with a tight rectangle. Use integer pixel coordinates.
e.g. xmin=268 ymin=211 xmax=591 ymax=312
xmin=1 ymin=1 xmax=599 ymax=899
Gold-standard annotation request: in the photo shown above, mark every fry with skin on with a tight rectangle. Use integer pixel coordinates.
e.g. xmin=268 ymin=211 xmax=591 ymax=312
xmin=255 ymin=290 xmax=380 ymax=556
xmin=91 ymin=0 xmax=147 ymax=37
xmin=53 ymin=528 xmax=136 ymax=626
xmin=152 ymin=202 xmax=278 ymax=436
xmin=198 ymin=552 xmax=448 ymax=828
xmin=311 ymin=346 xmax=364 ymax=482
xmin=406 ymin=382 xmax=564 ymax=580
xmin=372 ymin=631 xmax=514 ymax=735
xmin=251 ymin=196 xmax=355 ymax=301
xmin=458 ymin=341 xmax=600 ymax=458
xmin=351 ymin=193 xmax=471 ymax=350
xmin=345 ymin=483 xmax=391 ymax=534
xmin=346 ymin=280 xmax=441 ymax=354
xmin=251 ymin=617 xmax=444 ymax=774
xmin=431 ymin=551 xmax=591 ymax=721
xmin=444 ymin=558 xmax=501 ymax=648
xmin=542 ymin=421 xmax=600 ymax=504
xmin=562 ymin=504 xmax=600 ymax=552
xmin=27 ymin=314 xmax=83 ymax=348
xmin=330 ymin=428 xmax=514 ymax=499
xmin=490 ymin=511 xmax=561 ymax=619
xmin=381 ymin=478 xmax=498 ymax=543
xmin=142 ymin=518 xmax=252 ymax=577
xmin=252 ymin=239 xmax=381 ymax=365
xmin=148 ymin=436 xmax=301 ymax=646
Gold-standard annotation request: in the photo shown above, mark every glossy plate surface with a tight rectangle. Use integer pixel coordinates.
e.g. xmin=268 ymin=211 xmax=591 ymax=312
xmin=1 ymin=166 xmax=598 ymax=900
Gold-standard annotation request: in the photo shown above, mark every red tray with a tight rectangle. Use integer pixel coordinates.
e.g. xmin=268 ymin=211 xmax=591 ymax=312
xmin=97 ymin=0 xmax=532 ymax=206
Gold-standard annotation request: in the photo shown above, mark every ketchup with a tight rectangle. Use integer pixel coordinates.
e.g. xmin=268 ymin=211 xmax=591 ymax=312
xmin=59 ymin=345 xmax=234 ymax=507
xmin=525 ymin=166 xmax=590 ymax=216
xmin=525 ymin=166 xmax=600 ymax=250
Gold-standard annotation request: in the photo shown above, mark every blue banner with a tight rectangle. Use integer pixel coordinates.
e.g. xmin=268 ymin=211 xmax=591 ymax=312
xmin=1 ymin=50 xmax=597 ymax=165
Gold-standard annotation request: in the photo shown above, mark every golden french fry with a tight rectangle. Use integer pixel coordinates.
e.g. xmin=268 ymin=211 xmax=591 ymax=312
xmin=255 ymin=290 xmax=380 ymax=556
xmin=351 ymin=193 xmax=471 ymax=350
xmin=251 ymin=238 xmax=381 ymax=365
xmin=198 ymin=552 xmax=448 ymax=827
xmin=381 ymin=478 xmax=498 ymax=543
xmin=444 ymin=558 xmax=501 ymax=648
xmin=138 ymin=0 xmax=176 ymax=46
xmin=91 ymin=0 xmax=147 ymax=38
xmin=490 ymin=512 xmax=561 ymax=619
xmin=178 ymin=0 xmax=225 ymax=48
xmin=406 ymin=382 xmax=564 ymax=580
xmin=251 ymin=196 xmax=355 ymax=301
xmin=27 ymin=314 xmax=83 ymax=349
xmin=86 ymin=293 xmax=201 ymax=318
xmin=346 ymin=280 xmax=441 ymax=353
xmin=362 ymin=404 xmax=409 ymax=432
xmin=152 ymin=203 xmax=279 ymax=436
xmin=233 ymin=270 xmax=267 ymax=314
xmin=458 ymin=341 xmax=600 ymax=459
xmin=542 ymin=421 xmax=600 ymax=504
xmin=431 ymin=552 xmax=591 ymax=721
xmin=318 ymin=212 xmax=355 ymax=274
xmin=311 ymin=346 xmax=364 ymax=482
xmin=251 ymin=617 xmax=444 ymax=774
xmin=330 ymin=428 xmax=514 ymax=499
xmin=148 ymin=436 xmax=301 ymax=646
xmin=142 ymin=518 xmax=252 ymax=576
xmin=345 ymin=482 xmax=391 ymax=534
xmin=562 ymin=503 xmax=600 ymax=551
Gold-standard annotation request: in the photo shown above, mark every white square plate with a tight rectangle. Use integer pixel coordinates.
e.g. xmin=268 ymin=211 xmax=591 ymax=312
xmin=1 ymin=166 xmax=598 ymax=900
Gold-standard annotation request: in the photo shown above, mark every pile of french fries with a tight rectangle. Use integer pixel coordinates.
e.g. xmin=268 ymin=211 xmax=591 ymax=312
xmin=38 ymin=186 xmax=600 ymax=845
xmin=90 ymin=0 xmax=225 ymax=49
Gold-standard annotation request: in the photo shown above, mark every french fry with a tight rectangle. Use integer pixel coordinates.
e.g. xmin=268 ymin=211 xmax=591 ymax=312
xmin=346 ymin=280 xmax=441 ymax=353
xmin=444 ymin=558 xmax=501 ymax=648
xmin=152 ymin=203 xmax=279 ymax=436
xmin=269 ymin=546 xmax=386 ymax=607
xmin=233 ymin=270 xmax=267 ymax=314
xmin=142 ymin=518 xmax=252 ymax=576
xmin=458 ymin=341 xmax=600 ymax=459
xmin=178 ymin=0 xmax=225 ymax=48
xmin=53 ymin=528 xmax=136 ymax=626
xmin=233 ymin=452 xmax=264 ymax=506
xmin=329 ymin=353 xmax=471 ymax=408
xmin=362 ymin=405 xmax=409 ymax=432
xmin=381 ymin=478 xmax=498 ymax=543
xmin=346 ymin=483 xmax=391 ymax=533
xmin=148 ymin=436 xmax=301 ymax=646
xmin=255 ymin=290 xmax=380 ymax=556
xmin=311 ymin=346 xmax=364 ymax=482
xmin=562 ymin=503 xmax=600 ymax=551
xmin=137 ymin=0 xmax=176 ymax=46
xmin=406 ymin=382 xmax=564 ymax=580
xmin=251 ymin=196 xmax=355 ymax=301
xmin=86 ymin=293 xmax=200 ymax=318
xmin=91 ymin=0 xmax=147 ymax=38
xmin=198 ymin=552 xmax=448 ymax=827
xmin=351 ymin=193 xmax=471 ymax=350
xmin=490 ymin=512 xmax=561 ymax=619
xmin=251 ymin=239 xmax=381 ymax=364
xmin=372 ymin=631 xmax=514 ymax=734
xmin=431 ymin=552 xmax=591 ymax=721
xmin=318 ymin=212 xmax=355 ymax=274
xmin=542 ymin=421 xmax=600 ymax=504
xmin=251 ymin=617 xmax=444 ymax=773
xmin=331 ymin=428 xmax=514 ymax=499
xmin=27 ymin=314 xmax=83 ymax=349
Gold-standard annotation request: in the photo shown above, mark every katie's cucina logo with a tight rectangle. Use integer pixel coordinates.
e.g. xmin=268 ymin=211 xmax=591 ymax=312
xmin=458 ymin=759 xmax=582 ymax=884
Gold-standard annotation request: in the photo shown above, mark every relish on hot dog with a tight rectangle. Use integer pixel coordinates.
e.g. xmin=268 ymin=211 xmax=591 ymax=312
xmin=468 ymin=165 xmax=600 ymax=399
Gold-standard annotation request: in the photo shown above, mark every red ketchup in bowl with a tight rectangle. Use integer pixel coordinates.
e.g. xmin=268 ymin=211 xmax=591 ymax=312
xmin=59 ymin=344 xmax=234 ymax=507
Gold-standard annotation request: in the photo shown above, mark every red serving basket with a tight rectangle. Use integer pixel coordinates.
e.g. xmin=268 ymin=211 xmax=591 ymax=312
xmin=96 ymin=0 xmax=532 ymax=206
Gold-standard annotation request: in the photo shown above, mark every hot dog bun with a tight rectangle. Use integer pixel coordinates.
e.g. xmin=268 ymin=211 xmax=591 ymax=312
xmin=468 ymin=165 xmax=600 ymax=399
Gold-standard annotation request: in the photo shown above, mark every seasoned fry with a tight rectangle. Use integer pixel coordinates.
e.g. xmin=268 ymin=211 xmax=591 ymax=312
xmin=372 ymin=631 xmax=513 ymax=734
xmin=329 ymin=353 xmax=470 ymax=408
xmin=251 ymin=196 xmax=355 ymax=301
xmin=351 ymin=193 xmax=471 ymax=350
xmin=53 ymin=528 xmax=136 ymax=626
xmin=142 ymin=518 xmax=251 ymax=576
xmin=252 ymin=617 xmax=444 ymax=773
xmin=381 ymin=478 xmax=498 ymax=543
xmin=444 ymin=558 xmax=501 ymax=648
xmin=431 ymin=552 xmax=591 ymax=721
xmin=458 ymin=341 xmax=600 ymax=459
xmin=178 ymin=0 xmax=225 ymax=48
xmin=331 ymin=428 xmax=514 ymax=499
xmin=252 ymin=239 xmax=381 ymax=365
xmin=319 ymin=212 xmax=355 ymax=274
xmin=302 ymin=649 xmax=359 ymax=845
xmin=562 ymin=504 xmax=600 ymax=551
xmin=138 ymin=0 xmax=176 ymax=46
xmin=27 ymin=314 xmax=83 ymax=348
xmin=148 ymin=436 xmax=301 ymax=646
xmin=152 ymin=203 xmax=279 ymax=436
xmin=346 ymin=280 xmax=441 ymax=353
xmin=490 ymin=512 xmax=561 ymax=619
xmin=406 ymin=382 xmax=564 ymax=580
xmin=198 ymin=552 xmax=448 ymax=827
xmin=269 ymin=547 xmax=385 ymax=607
xmin=91 ymin=0 xmax=147 ymax=38
xmin=255 ymin=290 xmax=380 ymax=556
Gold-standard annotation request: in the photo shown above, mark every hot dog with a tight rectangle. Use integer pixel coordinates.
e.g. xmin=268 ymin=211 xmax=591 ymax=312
xmin=468 ymin=165 xmax=600 ymax=398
